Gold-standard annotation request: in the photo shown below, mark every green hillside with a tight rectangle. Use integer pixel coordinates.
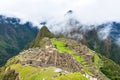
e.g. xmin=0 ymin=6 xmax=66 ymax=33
xmin=0 ymin=26 xmax=120 ymax=80
xmin=0 ymin=17 xmax=38 ymax=66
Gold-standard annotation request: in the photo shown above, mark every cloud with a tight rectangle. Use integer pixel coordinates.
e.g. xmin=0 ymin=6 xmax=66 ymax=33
xmin=97 ymin=24 xmax=112 ymax=40
xmin=0 ymin=0 xmax=95 ymax=25
xmin=1 ymin=0 xmax=120 ymax=27
xmin=0 ymin=0 xmax=120 ymax=45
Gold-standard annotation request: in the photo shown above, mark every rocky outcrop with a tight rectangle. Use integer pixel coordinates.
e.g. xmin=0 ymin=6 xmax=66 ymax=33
xmin=3 ymin=67 xmax=19 ymax=80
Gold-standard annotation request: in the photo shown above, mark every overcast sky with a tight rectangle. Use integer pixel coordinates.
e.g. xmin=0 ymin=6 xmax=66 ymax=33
xmin=0 ymin=0 xmax=120 ymax=26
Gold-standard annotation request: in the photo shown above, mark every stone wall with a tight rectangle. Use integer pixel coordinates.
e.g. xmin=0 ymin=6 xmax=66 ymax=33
xmin=20 ymin=46 xmax=83 ymax=73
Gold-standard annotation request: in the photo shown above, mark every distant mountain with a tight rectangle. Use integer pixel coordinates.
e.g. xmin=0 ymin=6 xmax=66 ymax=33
xmin=0 ymin=26 xmax=120 ymax=80
xmin=84 ymin=23 xmax=120 ymax=64
xmin=49 ymin=11 xmax=120 ymax=64
xmin=81 ymin=22 xmax=120 ymax=64
xmin=0 ymin=15 xmax=38 ymax=66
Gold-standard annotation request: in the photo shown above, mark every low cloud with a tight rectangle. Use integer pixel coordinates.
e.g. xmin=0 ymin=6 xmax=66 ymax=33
xmin=97 ymin=24 xmax=112 ymax=40
xmin=0 ymin=0 xmax=120 ymax=26
xmin=48 ymin=11 xmax=120 ymax=46
xmin=0 ymin=0 xmax=120 ymax=46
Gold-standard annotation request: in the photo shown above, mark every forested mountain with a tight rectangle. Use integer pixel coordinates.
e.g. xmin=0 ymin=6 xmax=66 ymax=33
xmin=49 ymin=11 xmax=120 ymax=64
xmin=0 ymin=15 xmax=38 ymax=66
xmin=0 ymin=26 xmax=120 ymax=80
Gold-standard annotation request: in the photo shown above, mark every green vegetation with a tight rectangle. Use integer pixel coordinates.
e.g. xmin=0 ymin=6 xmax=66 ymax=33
xmin=1 ymin=63 xmax=89 ymax=80
xmin=83 ymin=67 xmax=94 ymax=76
xmin=89 ymin=49 xmax=103 ymax=68
xmin=89 ymin=48 xmax=120 ymax=80
xmin=51 ymin=39 xmax=74 ymax=54
xmin=10 ymin=64 xmax=38 ymax=80
xmin=0 ymin=20 xmax=38 ymax=66
xmin=94 ymin=54 xmax=102 ymax=68
xmin=86 ymin=31 xmax=120 ymax=64
xmin=1 ymin=69 xmax=17 ymax=80
xmin=31 ymin=26 xmax=55 ymax=47
xmin=10 ymin=64 xmax=59 ymax=80
xmin=0 ymin=16 xmax=120 ymax=80
xmin=0 ymin=41 xmax=8 ymax=48
xmin=99 ymin=55 xmax=120 ymax=80
xmin=10 ymin=63 xmax=88 ymax=80
xmin=54 ymin=72 xmax=88 ymax=80
xmin=25 ymin=67 xmax=59 ymax=80
xmin=51 ymin=39 xmax=93 ymax=76
xmin=74 ymin=56 xmax=84 ymax=62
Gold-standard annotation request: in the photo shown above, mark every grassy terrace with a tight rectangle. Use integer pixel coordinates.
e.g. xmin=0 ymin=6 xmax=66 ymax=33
xmin=51 ymin=39 xmax=84 ymax=62
xmin=1 ymin=38 xmax=96 ymax=80
xmin=10 ymin=64 xmax=59 ymax=80
xmin=94 ymin=54 xmax=101 ymax=68
xmin=51 ymin=38 xmax=94 ymax=76
xmin=89 ymin=49 xmax=102 ymax=69
xmin=51 ymin=39 xmax=74 ymax=55
xmin=9 ymin=63 xmax=88 ymax=80
xmin=54 ymin=72 xmax=88 ymax=80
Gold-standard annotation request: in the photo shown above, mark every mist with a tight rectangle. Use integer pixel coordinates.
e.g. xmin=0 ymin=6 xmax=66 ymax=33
xmin=47 ymin=10 xmax=120 ymax=46
xmin=0 ymin=0 xmax=120 ymax=46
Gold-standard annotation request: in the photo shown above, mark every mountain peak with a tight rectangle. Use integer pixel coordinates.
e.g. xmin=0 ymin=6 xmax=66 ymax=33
xmin=30 ymin=26 xmax=55 ymax=47
xmin=40 ymin=26 xmax=50 ymax=33
xmin=0 ymin=37 xmax=112 ymax=80
xmin=67 ymin=10 xmax=73 ymax=14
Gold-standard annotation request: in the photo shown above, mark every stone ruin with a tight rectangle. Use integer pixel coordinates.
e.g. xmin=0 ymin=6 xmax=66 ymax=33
xmin=19 ymin=38 xmax=95 ymax=74
xmin=20 ymin=44 xmax=84 ymax=73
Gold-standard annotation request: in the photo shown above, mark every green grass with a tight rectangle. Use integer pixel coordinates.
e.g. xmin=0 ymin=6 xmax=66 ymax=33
xmin=10 ymin=63 xmax=89 ymax=80
xmin=26 ymin=67 xmax=59 ymax=80
xmin=94 ymin=54 xmax=101 ymax=68
xmin=51 ymin=39 xmax=94 ymax=76
xmin=10 ymin=64 xmax=38 ymax=80
xmin=51 ymin=39 xmax=86 ymax=64
xmin=53 ymin=72 xmax=89 ymax=80
xmin=99 ymin=55 xmax=120 ymax=80
xmin=89 ymin=49 xmax=102 ymax=68
xmin=10 ymin=64 xmax=60 ymax=80
xmin=83 ymin=67 xmax=94 ymax=76
xmin=74 ymin=55 xmax=84 ymax=63
xmin=51 ymin=39 xmax=74 ymax=55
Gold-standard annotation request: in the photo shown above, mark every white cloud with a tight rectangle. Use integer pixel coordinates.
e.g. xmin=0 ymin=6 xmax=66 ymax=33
xmin=97 ymin=24 xmax=112 ymax=40
xmin=0 ymin=0 xmax=120 ymax=27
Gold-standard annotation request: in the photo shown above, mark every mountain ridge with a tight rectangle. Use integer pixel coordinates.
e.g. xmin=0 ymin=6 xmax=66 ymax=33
xmin=0 ymin=26 xmax=120 ymax=80
xmin=49 ymin=13 xmax=120 ymax=64
xmin=0 ymin=15 xmax=38 ymax=66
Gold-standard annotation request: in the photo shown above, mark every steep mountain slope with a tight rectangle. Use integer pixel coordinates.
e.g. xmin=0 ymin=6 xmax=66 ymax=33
xmin=30 ymin=26 xmax=54 ymax=47
xmin=49 ymin=10 xmax=120 ymax=65
xmin=0 ymin=15 xmax=38 ymax=66
xmin=84 ymin=24 xmax=120 ymax=64
xmin=50 ymin=11 xmax=120 ymax=64
xmin=0 ymin=26 xmax=120 ymax=80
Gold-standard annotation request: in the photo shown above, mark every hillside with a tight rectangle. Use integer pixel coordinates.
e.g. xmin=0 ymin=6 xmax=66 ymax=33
xmin=0 ymin=26 xmax=120 ymax=80
xmin=30 ymin=26 xmax=55 ymax=47
xmin=0 ymin=15 xmax=38 ymax=66
xmin=50 ymin=11 xmax=120 ymax=64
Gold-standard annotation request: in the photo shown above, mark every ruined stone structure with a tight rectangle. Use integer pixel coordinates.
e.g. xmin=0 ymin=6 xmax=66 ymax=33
xmin=19 ymin=38 xmax=94 ymax=73
xmin=20 ymin=46 xmax=83 ymax=73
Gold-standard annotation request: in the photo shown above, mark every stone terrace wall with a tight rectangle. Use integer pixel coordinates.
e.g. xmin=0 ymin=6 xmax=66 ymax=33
xmin=20 ymin=45 xmax=84 ymax=73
